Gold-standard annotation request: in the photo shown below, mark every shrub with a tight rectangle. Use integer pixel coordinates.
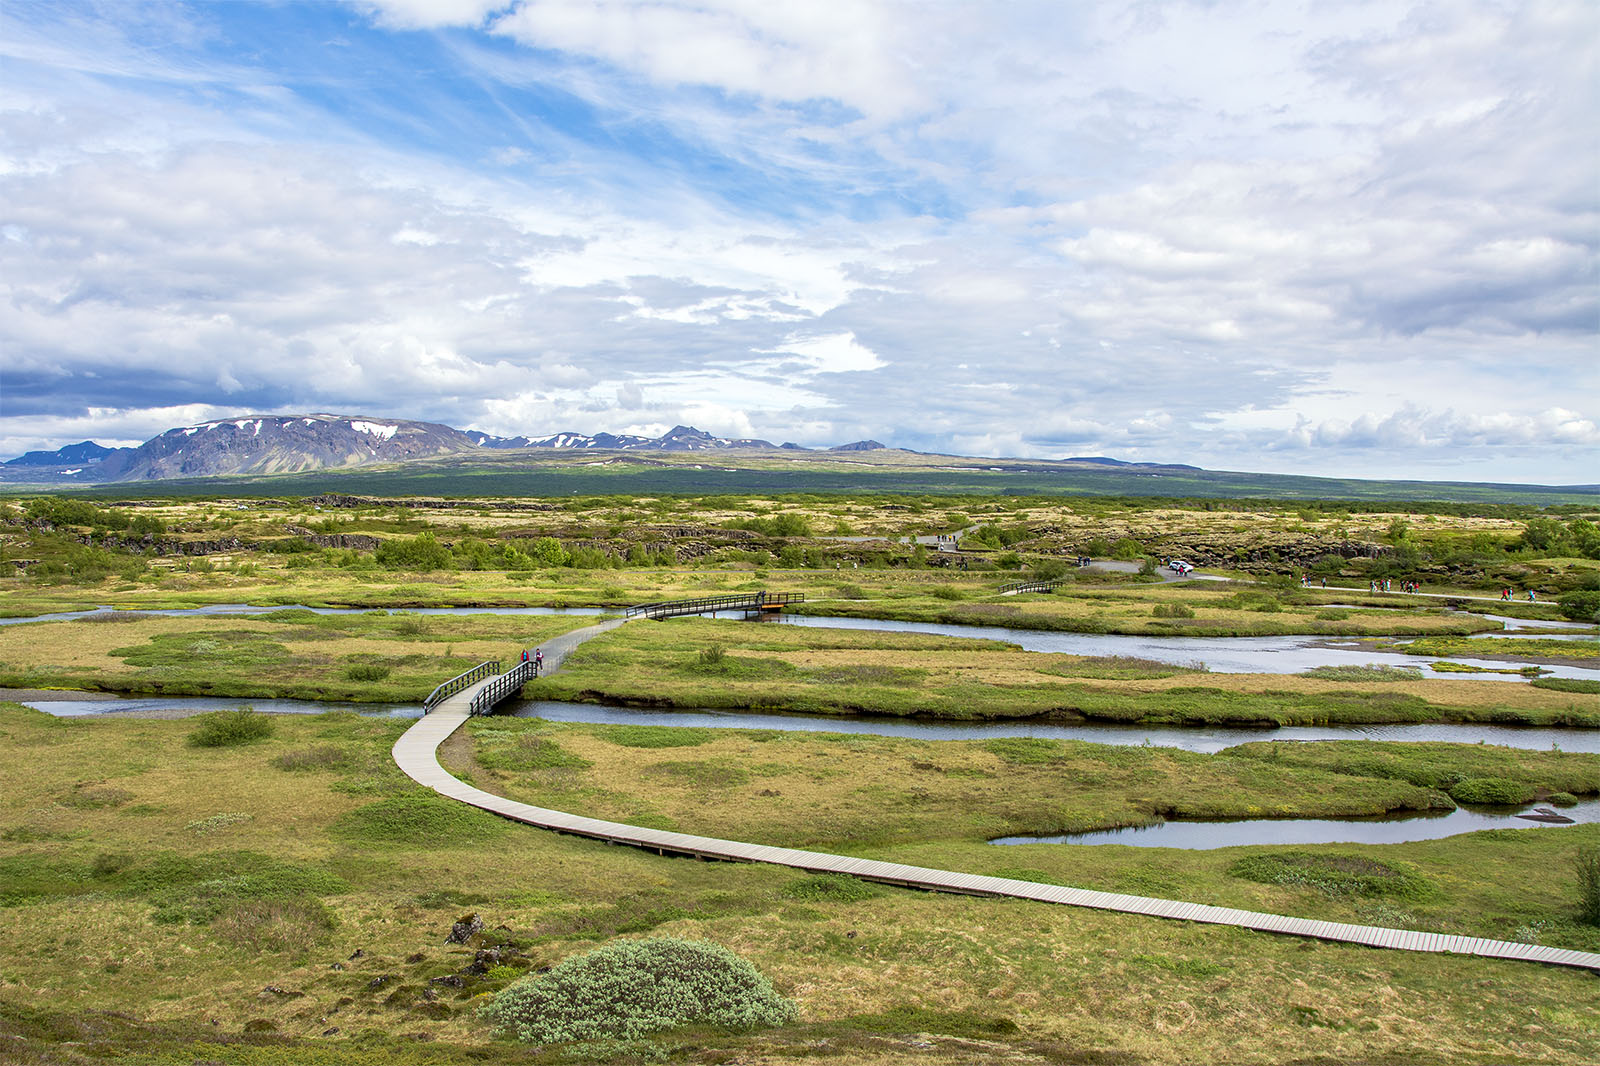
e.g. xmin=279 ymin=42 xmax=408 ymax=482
xmin=479 ymin=937 xmax=797 ymax=1044
xmin=374 ymin=531 xmax=454 ymax=571
xmin=1151 ymin=603 xmax=1195 ymax=619
xmin=1577 ymin=845 xmax=1600 ymax=926
xmin=1557 ymin=590 xmax=1600 ymax=624
xmin=696 ymin=645 xmax=727 ymax=667
xmin=929 ymin=585 xmax=965 ymax=601
xmin=188 ymin=708 xmax=275 ymax=748
xmin=1547 ymin=792 xmax=1579 ymax=807
xmin=344 ymin=663 xmax=391 ymax=682
xmin=1449 ymin=777 xmax=1535 ymax=805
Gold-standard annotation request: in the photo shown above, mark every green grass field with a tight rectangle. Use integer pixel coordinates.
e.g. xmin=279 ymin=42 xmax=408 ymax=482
xmin=3 ymin=702 xmax=1599 ymax=1065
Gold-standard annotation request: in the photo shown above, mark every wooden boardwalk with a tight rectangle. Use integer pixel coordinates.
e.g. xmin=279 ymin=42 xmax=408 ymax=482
xmin=392 ymin=619 xmax=1600 ymax=974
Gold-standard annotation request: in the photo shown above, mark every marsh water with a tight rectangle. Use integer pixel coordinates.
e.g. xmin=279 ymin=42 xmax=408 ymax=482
xmin=21 ymin=693 xmax=1600 ymax=753
xmin=5 ymin=601 xmax=1594 ymax=680
xmin=990 ymin=796 xmax=1600 ymax=849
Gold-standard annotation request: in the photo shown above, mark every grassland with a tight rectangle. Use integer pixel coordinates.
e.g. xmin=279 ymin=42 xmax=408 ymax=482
xmin=2 ymin=488 xmax=1599 ymax=1063
xmin=3 ymin=702 xmax=1599 ymax=1065
xmin=523 ymin=616 xmax=1599 ymax=727
xmin=0 ymin=611 xmax=596 ymax=702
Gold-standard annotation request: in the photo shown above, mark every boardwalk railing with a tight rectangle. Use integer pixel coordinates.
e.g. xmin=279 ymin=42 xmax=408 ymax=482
xmin=999 ymin=579 xmax=1067 ymax=595
xmin=625 ymin=591 xmax=805 ymax=619
xmin=469 ymin=660 xmax=537 ymax=715
xmin=422 ymin=660 xmax=502 ymax=713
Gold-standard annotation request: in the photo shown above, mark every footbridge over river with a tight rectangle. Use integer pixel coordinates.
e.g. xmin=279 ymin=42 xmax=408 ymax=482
xmin=393 ymin=615 xmax=1600 ymax=974
xmin=625 ymin=591 xmax=803 ymax=619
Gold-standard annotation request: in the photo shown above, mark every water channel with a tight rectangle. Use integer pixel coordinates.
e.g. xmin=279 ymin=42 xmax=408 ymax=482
xmin=10 ymin=599 xmax=1597 ymax=850
xmin=4 ymin=602 xmax=1594 ymax=681
xmin=990 ymin=796 xmax=1600 ymax=849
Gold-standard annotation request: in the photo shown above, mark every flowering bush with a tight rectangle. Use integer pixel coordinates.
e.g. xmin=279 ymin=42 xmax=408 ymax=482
xmin=479 ymin=936 xmax=796 ymax=1044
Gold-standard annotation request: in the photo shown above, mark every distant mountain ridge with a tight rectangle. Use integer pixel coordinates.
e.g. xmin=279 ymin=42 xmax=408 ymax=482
xmin=1 ymin=415 xmax=901 ymax=484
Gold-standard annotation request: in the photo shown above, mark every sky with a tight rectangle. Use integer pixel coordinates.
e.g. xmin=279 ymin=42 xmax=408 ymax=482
xmin=1 ymin=0 xmax=1596 ymax=484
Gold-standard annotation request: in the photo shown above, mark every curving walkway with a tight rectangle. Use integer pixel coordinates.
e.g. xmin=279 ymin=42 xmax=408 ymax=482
xmin=393 ymin=617 xmax=1600 ymax=973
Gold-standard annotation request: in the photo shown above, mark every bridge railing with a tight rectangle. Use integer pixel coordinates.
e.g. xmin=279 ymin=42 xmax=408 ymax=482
xmin=469 ymin=660 xmax=537 ymax=716
xmin=423 ymin=660 xmax=503 ymax=713
xmin=999 ymin=580 xmax=1068 ymax=595
xmin=625 ymin=591 xmax=805 ymax=619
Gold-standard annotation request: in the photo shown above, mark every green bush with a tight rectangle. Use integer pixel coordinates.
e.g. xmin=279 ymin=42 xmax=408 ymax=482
xmin=479 ymin=937 xmax=797 ymax=1044
xmin=1151 ymin=603 xmax=1195 ymax=619
xmin=1557 ymin=590 xmax=1600 ymax=623
xmin=696 ymin=645 xmax=727 ymax=667
xmin=187 ymin=708 xmax=275 ymax=748
xmin=1547 ymin=792 xmax=1579 ymax=807
xmin=344 ymin=663 xmax=391 ymax=681
xmin=1448 ymin=777 xmax=1535 ymax=805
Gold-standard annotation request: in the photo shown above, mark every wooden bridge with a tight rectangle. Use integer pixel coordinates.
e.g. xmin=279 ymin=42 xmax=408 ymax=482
xmin=625 ymin=591 xmax=804 ymax=619
xmin=393 ymin=617 xmax=1600 ymax=974
xmin=998 ymin=579 xmax=1068 ymax=595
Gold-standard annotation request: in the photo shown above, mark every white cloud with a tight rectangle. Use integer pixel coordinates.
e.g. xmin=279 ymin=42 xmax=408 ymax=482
xmin=766 ymin=332 xmax=882 ymax=374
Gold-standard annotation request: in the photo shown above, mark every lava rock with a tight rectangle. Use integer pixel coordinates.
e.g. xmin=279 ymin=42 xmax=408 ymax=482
xmin=446 ymin=913 xmax=483 ymax=944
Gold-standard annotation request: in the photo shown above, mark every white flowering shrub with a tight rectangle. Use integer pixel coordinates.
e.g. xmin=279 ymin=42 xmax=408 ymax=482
xmin=479 ymin=936 xmax=797 ymax=1044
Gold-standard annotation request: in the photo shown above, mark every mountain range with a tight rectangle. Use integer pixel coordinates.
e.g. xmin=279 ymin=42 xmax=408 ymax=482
xmin=0 ymin=414 xmax=891 ymax=484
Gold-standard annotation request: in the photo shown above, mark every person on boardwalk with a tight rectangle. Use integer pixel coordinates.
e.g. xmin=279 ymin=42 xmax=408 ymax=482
xmin=534 ymin=647 xmax=544 ymax=675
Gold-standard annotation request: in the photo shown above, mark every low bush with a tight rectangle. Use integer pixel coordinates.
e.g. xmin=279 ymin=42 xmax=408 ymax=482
xmin=1557 ymin=590 xmax=1600 ymax=624
xmin=187 ymin=708 xmax=275 ymax=748
xmin=1151 ymin=604 xmax=1195 ymax=619
xmin=344 ymin=663 xmax=391 ymax=681
xmin=479 ymin=936 xmax=797 ymax=1044
xmin=1449 ymin=777 xmax=1536 ymax=805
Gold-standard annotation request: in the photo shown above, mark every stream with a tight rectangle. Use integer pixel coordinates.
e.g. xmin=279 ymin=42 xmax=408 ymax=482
xmin=3 ymin=601 xmax=1594 ymax=680
xmin=990 ymin=796 xmax=1600 ymax=849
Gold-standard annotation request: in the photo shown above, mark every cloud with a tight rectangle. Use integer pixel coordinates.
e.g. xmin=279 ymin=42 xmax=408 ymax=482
xmin=0 ymin=1 xmax=1594 ymax=484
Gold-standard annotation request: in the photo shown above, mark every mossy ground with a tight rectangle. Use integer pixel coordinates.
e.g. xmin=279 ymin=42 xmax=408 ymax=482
xmin=4 ymin=703 xmax=1598 ymax=1065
